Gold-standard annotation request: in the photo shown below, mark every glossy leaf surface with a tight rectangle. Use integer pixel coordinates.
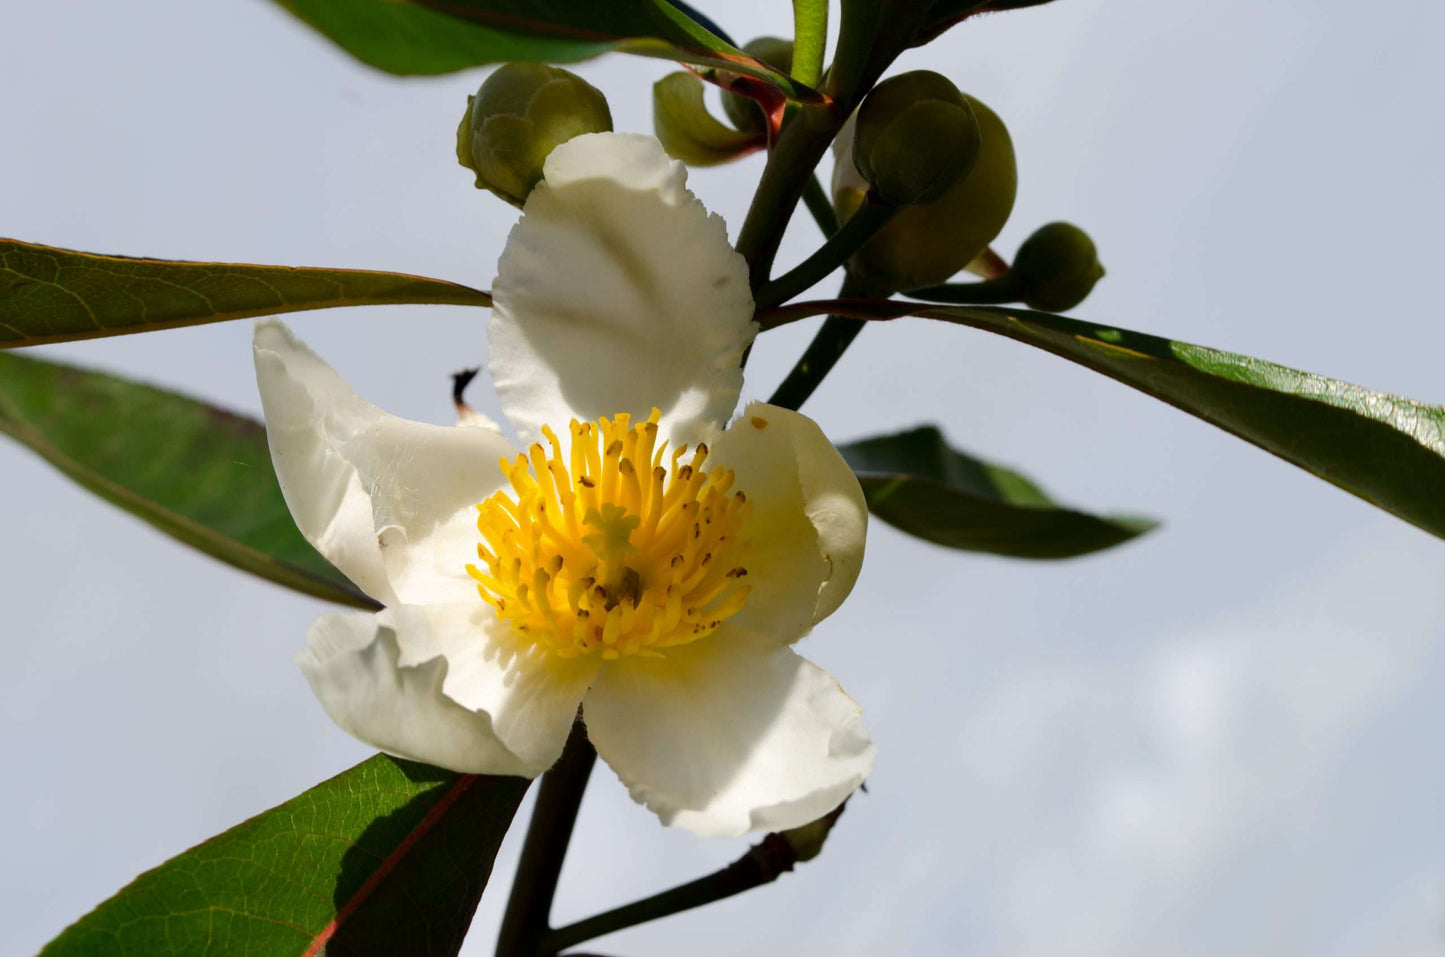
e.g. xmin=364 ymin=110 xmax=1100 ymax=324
xmin=43 ymin=756 xmax=529 ymax=956
xmin=839 ymin=426 xmax=1155 ymax=558
xmin=0 ymin=239 xmax=490 ymax=349
xmin=0 ymin=352 xmax=376 ymax=608
xmin=274 ymin=0 xmax=814 ymax=98
xmin=764 ymin=299 xmax=1445 ymax=539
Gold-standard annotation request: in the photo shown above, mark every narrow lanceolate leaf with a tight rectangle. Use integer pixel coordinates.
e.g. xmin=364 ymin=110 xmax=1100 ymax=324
xmin=273 ymin=0 xmax=818 ymax=99
xmin=838 ymin=426 xmax=1155 ymax=558
xmin=0 ymin=239 xmax=491 ymax=348
xmin=0 ymin=352 xmax=375 ymax=608
xmin=43 ymin=756 xmax=530 ymax=957
xmin=762 ymin=299 xmax=1445 ymax=540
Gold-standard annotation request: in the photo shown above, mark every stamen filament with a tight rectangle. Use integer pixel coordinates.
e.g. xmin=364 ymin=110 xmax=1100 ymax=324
xmin=471 ymin=409 xmax=751 ymax=661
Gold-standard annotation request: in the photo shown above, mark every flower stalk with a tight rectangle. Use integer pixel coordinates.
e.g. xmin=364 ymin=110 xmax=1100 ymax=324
xmin=905 ymin=274 xmax=1025 ymax=304
xmin=734 ymin=108 xmax=842 ymax=290
xmin=539 ymin=832 xmax=801 ymax=955
xmin=494 ymin=719 xmax=596 ymax=957
xmin=768 ymin=271 xmax=884 ymax=411
xmin=753 ymin=196 xmax=898 ymax=312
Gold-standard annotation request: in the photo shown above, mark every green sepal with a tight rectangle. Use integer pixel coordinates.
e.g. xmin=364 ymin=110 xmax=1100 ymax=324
xmin=654 ymin=72 xmax=765 ymax=166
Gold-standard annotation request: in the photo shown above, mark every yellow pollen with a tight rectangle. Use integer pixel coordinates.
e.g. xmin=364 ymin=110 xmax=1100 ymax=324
xmin=467 ymin=409 xmax=753 ymax=660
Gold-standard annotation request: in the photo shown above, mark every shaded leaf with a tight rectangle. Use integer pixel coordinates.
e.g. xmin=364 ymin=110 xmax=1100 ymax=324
xmin=274 ymin=0 xmax=816 ymax=99
xmin=763 ymin=298 xmax=1445 ymax=540
xmin=0 ymin=239 xmax=491 ymax=349
xmin=839 ymin=426 xmax=1155 ymax=558
xmin=0 ymin=352 xmax=375 ymax=608
xmin=43 ymin=755 xmax=529 ymax=957
xmin=916 ymin=0 xmax=1064 ymax=45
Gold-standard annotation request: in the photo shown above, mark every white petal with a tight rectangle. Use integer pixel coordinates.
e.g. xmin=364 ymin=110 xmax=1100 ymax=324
xmin=490 ymin=132 xmax=756 ymax=451
xmin=831 ymin=114 xmax=868 ymax=195
xmin=254 ymin=320 xmax=516 ymax=606
xmin=712 ymin=402 xmax=869 ymax=642
xmin=584 ymin=630 xmax=874 ymax=836
xmin=299 ymin=603 xmax=597 ymax=776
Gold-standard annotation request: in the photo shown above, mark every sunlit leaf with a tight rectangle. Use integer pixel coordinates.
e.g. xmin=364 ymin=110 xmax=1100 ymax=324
xmin=0 ymin=352 xmax=375 ymax=608
xmin=42 ymin=755 xmax=529 ymax=957
xmin=839 ymin=426 xmax=1155 ymax=558
xmin=763 ymin=299 xmax=1445 ymax=539
xmin=273 ymin=0 xmax=817 ymax=99
xmin=0 ymin=239 xmax=490 ymax=349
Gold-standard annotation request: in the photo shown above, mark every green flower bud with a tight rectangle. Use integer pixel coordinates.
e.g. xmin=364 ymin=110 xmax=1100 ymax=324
xmin=457 ymin=63 xmax=612 ymax=206
xmin=835 ymin=92 xmax=1017 ymax=292
xmin=1011 ymin=222 xmax=1106 ymax=311
xmin=722 ymin=37 xmax=794 ymax=134
xmin=853 ymin=71 xmax=981 ymax=206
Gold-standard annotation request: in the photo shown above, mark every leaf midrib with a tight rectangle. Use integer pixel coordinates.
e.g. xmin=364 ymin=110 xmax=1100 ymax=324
xmin=0 ymin=407 xmax=378 ymax=609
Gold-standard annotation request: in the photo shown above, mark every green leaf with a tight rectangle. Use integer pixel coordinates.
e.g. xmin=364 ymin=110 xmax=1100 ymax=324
xmin=764 ymin=299 xmax=1445 ymax=540
xmin=0 ymin=239 xmax=491 ymax=349
xmin=0 ymin=351 xmax=376 ymax=608
xmin=839 ymin=425 xmax=1155 ymax=558
xmin=43 ymin=755 xmax=529 ymax=957
xmin=274 ymin=0 xmax=817 ymax=99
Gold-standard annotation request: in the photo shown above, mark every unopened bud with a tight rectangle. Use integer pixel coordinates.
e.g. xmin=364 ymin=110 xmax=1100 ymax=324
xmin=853 ymin=71 xmax=981 ymax=206
xmin=457 ymin=63 xmax=612 ymax=206
xmin=722 ymin=37 xmax=794 ymax=133
xmin=1012 ymin=222 xmax=1105 ymax=311
xmin=835 ymin=92 xmax=1017 ymax=291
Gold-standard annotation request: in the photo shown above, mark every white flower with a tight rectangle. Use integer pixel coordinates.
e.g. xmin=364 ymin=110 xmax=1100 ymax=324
xmin=254 ymin=132 xmax=873 ymax=837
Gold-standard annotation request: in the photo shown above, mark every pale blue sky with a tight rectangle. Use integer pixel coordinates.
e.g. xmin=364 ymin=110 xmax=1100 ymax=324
xmin=3 ymin=1 xmax=1444 ymax=954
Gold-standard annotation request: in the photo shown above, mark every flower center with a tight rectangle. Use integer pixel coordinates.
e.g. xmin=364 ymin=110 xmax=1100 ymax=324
xmin=467 ymin=409 xmax=752 ymax=659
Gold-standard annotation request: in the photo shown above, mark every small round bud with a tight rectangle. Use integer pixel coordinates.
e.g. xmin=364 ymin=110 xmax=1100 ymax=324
xmin=835 ymin=92 xmax=1017 ymax=292
xmin=1011 ymin=222 xmax=1105 ymax=311
xmin=722 ymin=37 xmax=794 ymax=134
xmin=853 ymin=71 xmax=981 ymax=206
xmin=457 ymin=63 xmax=612 ymax=206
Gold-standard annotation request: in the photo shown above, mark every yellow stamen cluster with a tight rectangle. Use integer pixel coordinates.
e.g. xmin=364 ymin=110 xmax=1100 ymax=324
xmin=467 ymin=409 xmax=752 ymax=660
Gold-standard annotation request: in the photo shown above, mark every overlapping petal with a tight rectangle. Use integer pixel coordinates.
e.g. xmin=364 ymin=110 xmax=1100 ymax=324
xmin=490 ymin=133 xmax=756 ymax=451
xmin=583 ymin=628 xmax=875 ymax=837
xmin=300 ymin=603 xmax=595 ymax=776
xmin=254 ymin=321 xmax=515 ymax=606
xmin=262 ymin=132 xmax=874 ymax=828
xmin=712 ymin=402 xmax=869 ymax=642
